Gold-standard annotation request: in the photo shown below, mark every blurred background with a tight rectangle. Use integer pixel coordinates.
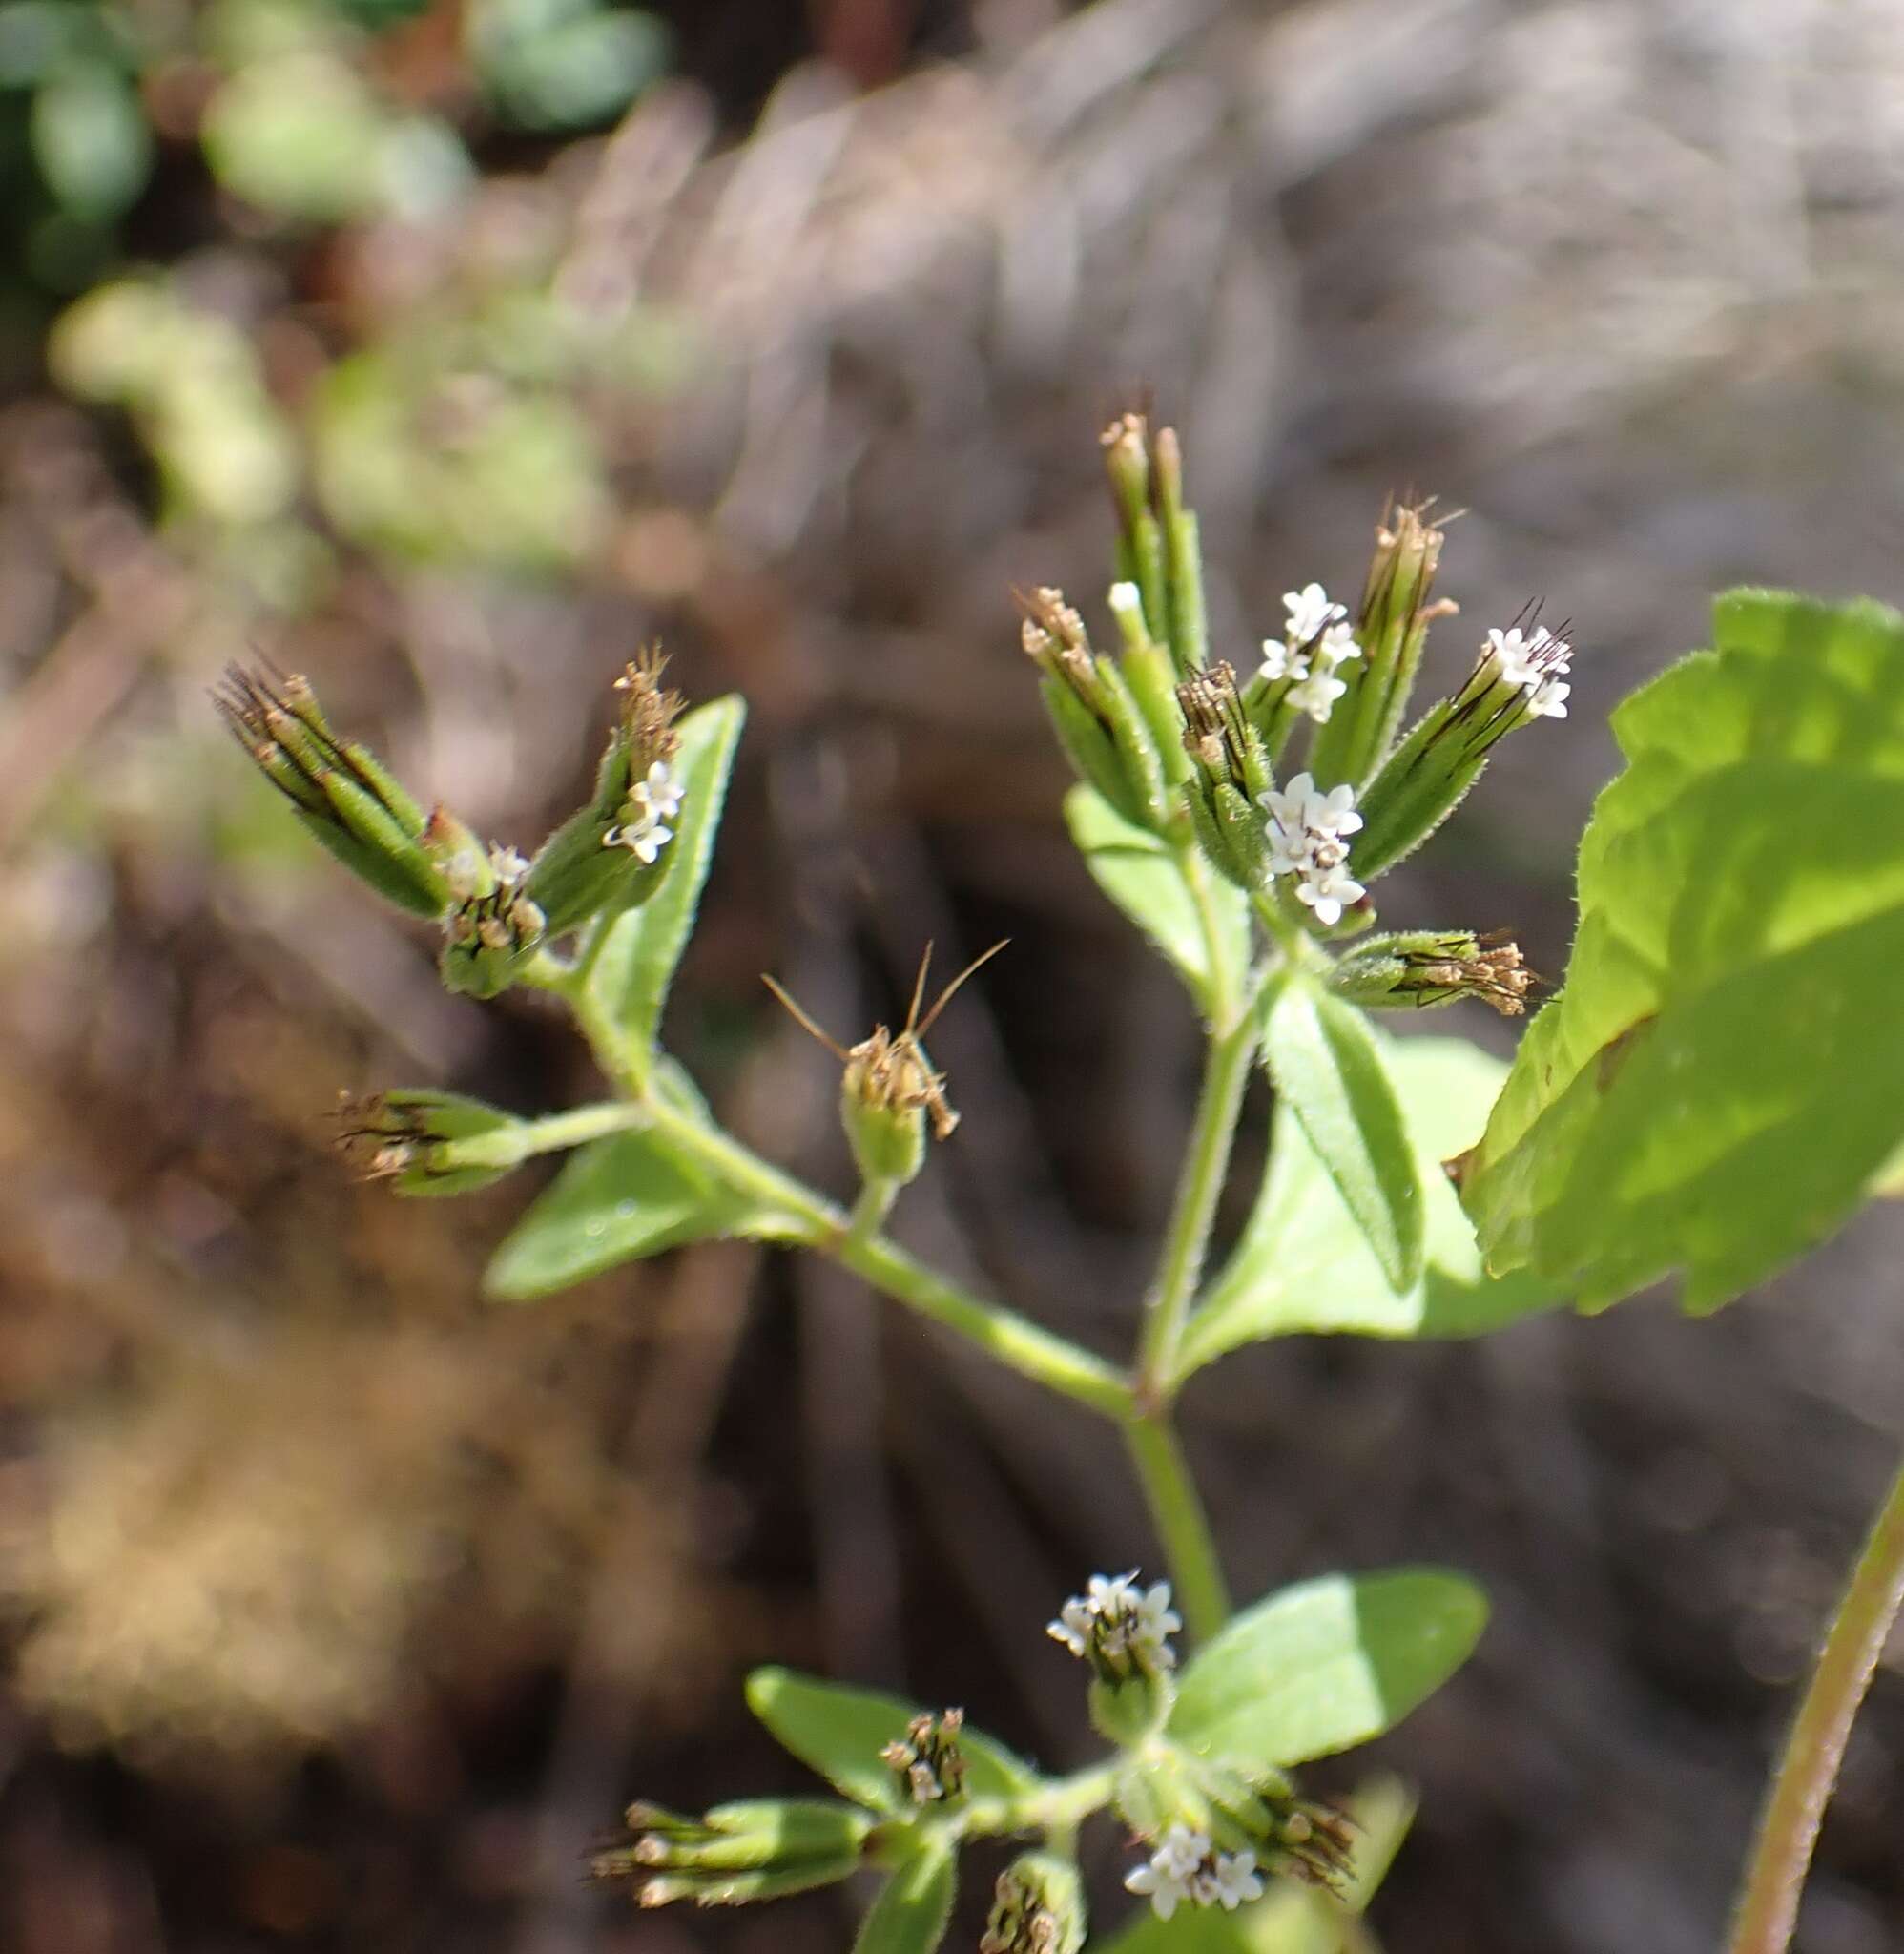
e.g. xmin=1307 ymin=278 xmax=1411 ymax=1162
xmin=4 ymin=1 xmax=1904 ymax=1949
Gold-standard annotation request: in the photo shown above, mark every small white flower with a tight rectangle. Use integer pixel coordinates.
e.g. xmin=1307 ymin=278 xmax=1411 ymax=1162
xmin=1045 ymin=1596 xmax=1094 ymax=1657
xmin=1206 ymin=1851 xmax=1264 ymax=1911
xmin=1258 ymin=637 xmax=1303 ymax=684
xmin=1286 ymin=666 xmax=1349 ymax=723
xmin=1528 ymin=676 xmax=1570 ymax=718
xmin=1125 ymin=1827 xmax=1210 ymax=1921
xmin=603 ymin=813 xmax=673 ymax=863
xmin=1294 ymin=855 xmax=1365 ymax=928
xmin=1315 ymin=621 xmax=1361 ymax=669
xmin=487 ymin=843 xmax=529 ymax=886
xmin=1283 ymin=583 xmax=1344 ymax=645
xmin=1049 ymin=1569 xmax=1177 ymax=1676
xmin=1132 ymin=1581 xmax=1182 ymax=1650
xmin=1305 ymin=781 xmax=1363 ymax=838
xmin=632 ymin=759 xmax=684 ymax=823
xmin=444 ymin=848 xmax=485 ymax=902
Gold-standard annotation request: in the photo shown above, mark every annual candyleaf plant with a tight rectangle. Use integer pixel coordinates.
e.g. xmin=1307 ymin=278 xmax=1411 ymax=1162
xmin=222 ymin=415 xmax=1904 ymax=1953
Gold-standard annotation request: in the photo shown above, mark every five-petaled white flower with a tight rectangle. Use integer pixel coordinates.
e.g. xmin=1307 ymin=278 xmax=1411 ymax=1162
xmin=1258 ymin=774 xmax=1366 ymax=927
xmin=1125 ymin=1827 xmax=1210 ymax=1922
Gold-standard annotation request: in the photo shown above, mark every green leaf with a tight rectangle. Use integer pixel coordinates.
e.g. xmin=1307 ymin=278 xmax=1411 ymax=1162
xmin=584 ymin=696 xmax=744 ymax=1052
xmin=1169 ymin=1569 xmax=1487 ymax=1768
xmin=1260 ymin=977 xmax=1425 ymax=1293
xmin=1180 ymin=1038 xmax=1553 ymax=1371
xmin=854 ymin=1845 xmax=956 ymax=1954
xmin=483 ymin=1125 xmax=793 ymax=1299
xmin=1459 ymin=590 xmax=1904 ymax=1313
xmin=1094 ymin=1777 xmax=1415 ymax=1954
xmin=744 ymin=1667 xmax=1039 ymax=1815
xmin=1063 ymin=785 xmax=1245 ymax=1008
xmin=32 ymin=63 xmax=152 ymax=222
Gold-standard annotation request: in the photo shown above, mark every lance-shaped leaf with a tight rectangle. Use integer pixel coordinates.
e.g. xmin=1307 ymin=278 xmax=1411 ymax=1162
xmin=854 ymin=1845 xmax=956 ymax=1954
xmin=1260 ymin=977 xmax=1424 ymax=1292
xmin=1169 ymin=1569 xmax=1487 ymax=1769
xmin=584 ymin=695 xmax=744 ymax=1050
xmin=1064 ymin=785 xmax=1246 ymax=1008
xmin=483 ymin=1124 xmax=797 ymax=1299
xmin=1180 ymin=1038 xmax=1554 ymax=1373
xmin=1459 ymin=591 xmax=1904 ymax=1313
xmin=744 ymin=1668 xmax=1039 ymax=1814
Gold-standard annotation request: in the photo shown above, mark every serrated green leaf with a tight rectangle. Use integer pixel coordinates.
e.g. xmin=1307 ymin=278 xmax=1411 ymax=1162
xmin=854 ymin=1845 xmax=956 ymax=1954
xmin=1169 ymin=1569 xmax=1487 ymax=1769
xmin=743 ymin=1667 xmax=1039 ymax=1815
xmin=1094 ymin=1777 xmax=1414 ymax=1954
xmin=1459 ymin=590 xmax=1904 ymax=1313
xmin=584 ymin=696 xmax=744 ymax=1052
xmin=483 ymin=1125 xmax=793 ymax=1299
xmin=1261 ymin=978 xmax=1424 ymax=1293
xmin=1181 ymin=1038 xmax=1553 ymax=1372
xmin=1063 ymin=785 xmax=1245 ymax=1006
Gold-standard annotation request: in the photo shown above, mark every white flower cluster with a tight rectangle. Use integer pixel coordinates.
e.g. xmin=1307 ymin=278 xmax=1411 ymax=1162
xmin=1125 ymin=1826 xmax=1265 ymax=1921
xmin=1483 ymin=623 xmax=1571 ymax=719
xmin=1046 ymin=1571 xmax=1181 ymax=1675
xmin=1259 ymin=772 xmax=1365 ymax=927
xmin=604 ymin=759 xmax=684 ymax=863
xmin=1259 ymin=583 xmax=1362 ymax=724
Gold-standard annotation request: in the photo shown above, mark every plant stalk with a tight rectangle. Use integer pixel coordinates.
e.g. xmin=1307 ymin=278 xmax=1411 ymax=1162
xmin=1727 ymin=1446 xmax=1904 ymax=1954
xmin=1124 ymin=1412 xmax=1231 ymax=1641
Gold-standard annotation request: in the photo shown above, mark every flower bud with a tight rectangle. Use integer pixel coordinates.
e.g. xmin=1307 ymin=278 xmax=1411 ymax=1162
xmin=879 ymin=1709 xmax=967 ymax=1808
xmin=217 ymin=666 xmax=446 ymax=918
xmin=1101 ymin=412 xmax=1169 ymax=648
xmin=1023 ymin=588 xmax=1170 ymax=831
xmin=1177 ymin=663 xmax=1274 ymax=892
xmin=335 ymin=1088 xmax=528 ymax=1195
xmin=1307 ymin=500 xmax=1454 ymax=790
xmin=439 ymin=843 xmax=547 ymax=999
xmin=981 ymin=1853 xmax=1087 ymax=1954
xmin=594 ymin=1798 xmax=870 ymax=1908
xmin=764 ymin=944 xmax=1005 ymax=1196
xmin=1354 ymin=618 xmax=1575 ymax=880
xmin=1154 ymin=426 xmax=1209 ymax=674
xmin=1194 ymin=1757 xmax=1357 ymax=1891
xmin=1329 ymin=930 xmax=1533 ymax=1016
xmin=525 ymin=649 xmax=687 ymax=937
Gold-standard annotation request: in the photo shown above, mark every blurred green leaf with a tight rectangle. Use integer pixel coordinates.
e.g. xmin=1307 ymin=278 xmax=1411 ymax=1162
xmin=1181 ymin=1037 xmax=1554 ymax=1371
xmin=31 ymin=62 xmax=151 ymax=220
xmin=585 ymin=696 xmax=744 ymax=1054
xmin=1261 ymin=976 xmax=1424 ymax=1294
xmin=1460 ymin=590 xmax=1904 ymax=1312
xmin=744 ymin=1667 xmax=1040 ymax=1815
xmin=1169 ymin=1569 xmax=1487 ymax=1768
xmin=853 ymin=1845 xmax=956 ymax=1954
xmin=1064 ymin=784 xmax=1245 ymax=1008
xmin=483 ymin=1124 xmax=796 ymax=1299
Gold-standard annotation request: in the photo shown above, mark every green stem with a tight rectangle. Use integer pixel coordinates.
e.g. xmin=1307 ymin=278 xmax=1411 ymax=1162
xmin=638 ymin=1093 xmax=1132 ymax=1421
xmin=1135 ymin=1010 xmax=1257 ymax=1401
xmin=1124 ymin=1414 xmax=1231 ymax=1641
xmin=515 ymin=1100 xmax=649 ymax=1156
xmin=1728 ymin=1447 xmax=1904 ymax=1954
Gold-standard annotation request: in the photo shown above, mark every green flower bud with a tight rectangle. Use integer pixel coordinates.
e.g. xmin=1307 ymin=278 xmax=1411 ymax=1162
xmin=438 ymin=843 xmax=547 ymax=999
xmin=594 ymin=1798 xmax=870 ymax=1908
xmin=217 ymin=666 xmax=445 ymax=917
xmin=1177 ymin=662 xmax=1274 ymax=892
xmin=335 ymin=1088 xmax=528 ymax=1195
xmin=1088 ymin=1670 xmax=1174 ymax=1747
xmin=1023 ymin=588 xmax=1170 ymax=831
xmin=763 ymin=944 xmax=1006 ymax=1196
xmin=1328 ymin=930 xmax=1532 ymax=1016
xmin=981 ymin=1853 xmax=1087 ymax=1954
xmin=1192 ymin=1757 xmax=1357 ymax=1890
xmin=1154 ymin=426 xmax=1208 ymax=675
xmin=1354 ymin=619 xmax=1574 ymax=879
xmin=1308 ymin=500 xmax=1453 ymax=791
xmin=526 ymin=649 xmax=687 ymax=936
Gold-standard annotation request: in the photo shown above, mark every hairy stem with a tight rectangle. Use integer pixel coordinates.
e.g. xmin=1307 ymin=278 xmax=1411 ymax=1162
xmin=1124 ymin=1413 xmax=1231 ymax=1641
xmin=1136 ymin=1010 xmax=1257 ymax=1402
xmin=639 ymin=1093 xmax=1133 ymax=1420
xmin=515 ymin=1100 xmax=650 ymax=1155
xmin=1728 ymin=1447 xmax=1904 ymax=1954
